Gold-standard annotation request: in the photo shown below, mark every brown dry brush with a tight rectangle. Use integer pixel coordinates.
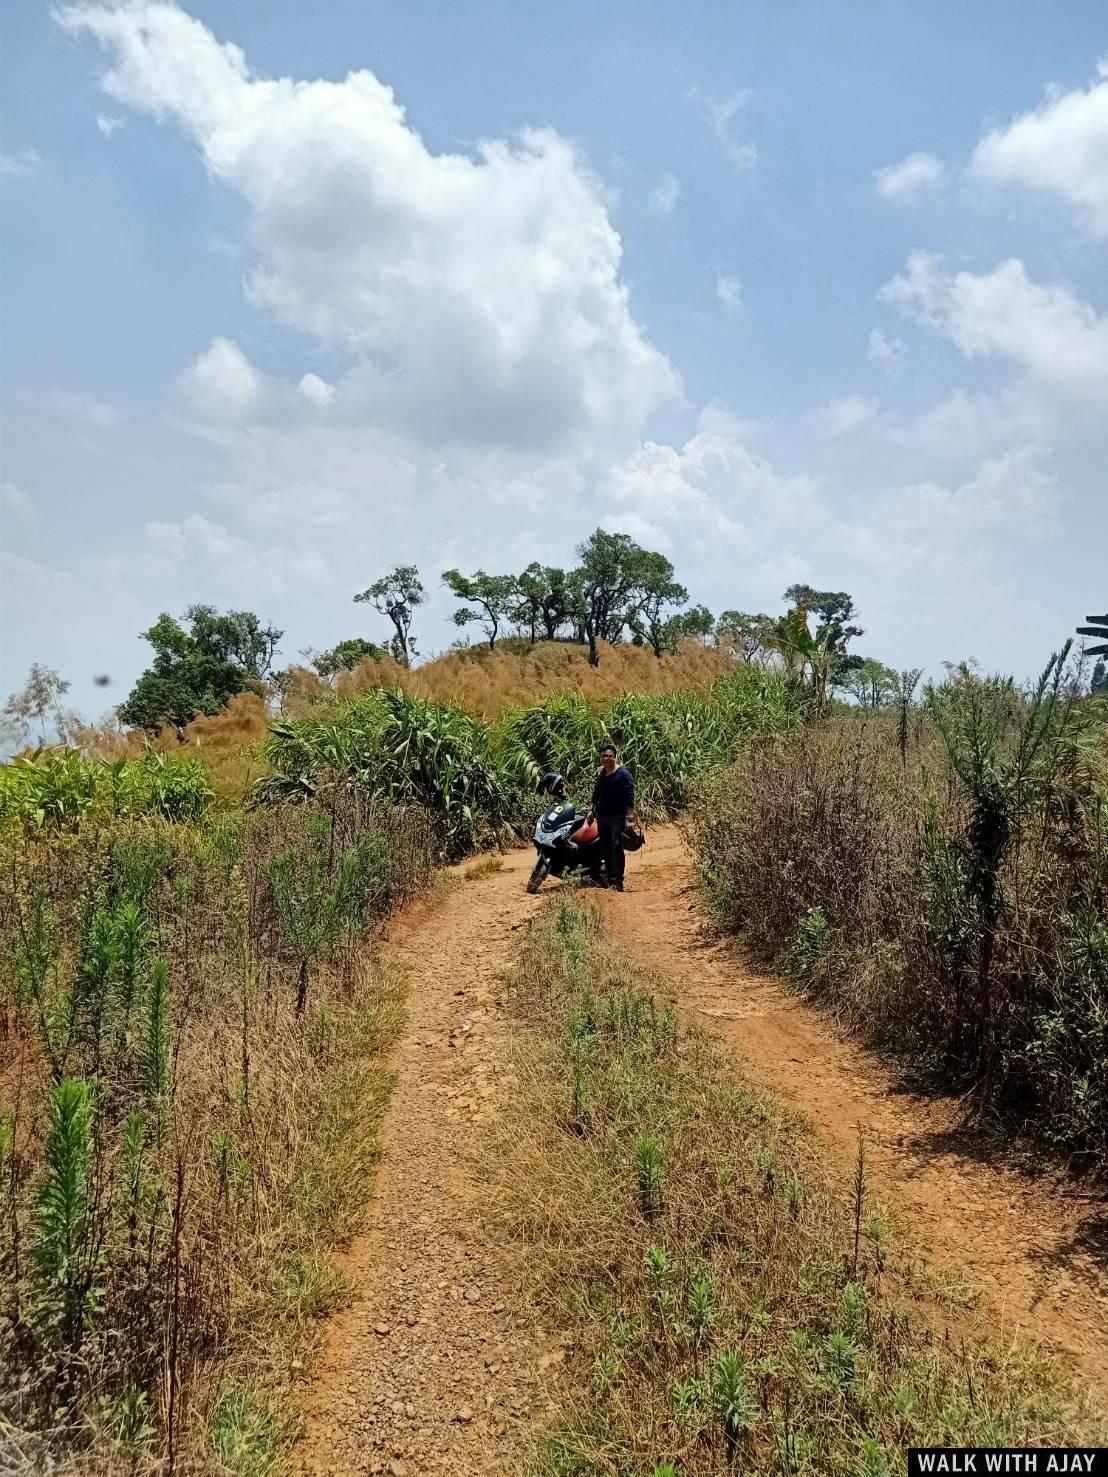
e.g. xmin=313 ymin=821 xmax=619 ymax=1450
xmin=0 ymin=794 xmax=433 ymax=1472
xmin=334 ymin=637 xmax=735 ymax=721
xmin=688 ymin=673 xmax=1108 ymax=1160
xmin=492 ymin=899 xmax=1105 ymax=1477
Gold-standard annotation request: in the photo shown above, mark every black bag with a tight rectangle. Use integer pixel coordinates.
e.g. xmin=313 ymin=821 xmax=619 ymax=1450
xmin=621 ymin=822 xmax=646 ymax=852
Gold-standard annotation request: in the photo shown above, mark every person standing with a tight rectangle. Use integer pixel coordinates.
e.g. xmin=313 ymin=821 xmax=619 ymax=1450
xmin=587 ymin=742 xmax=635 ymax=891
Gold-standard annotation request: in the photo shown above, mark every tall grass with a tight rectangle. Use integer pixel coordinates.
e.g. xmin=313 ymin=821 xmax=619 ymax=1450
xmin=493 ymin=898 xmax=1104 ymax=1474
xmin=0 ymin=794 xmax=434 ymax=1471
xmin=259 ymin=666 xmax=809 ymax=851
xmin=332 ymin=637 xmax=737 ymax=720
xmin=689 ymin=664 xmax=1108 ymax=1159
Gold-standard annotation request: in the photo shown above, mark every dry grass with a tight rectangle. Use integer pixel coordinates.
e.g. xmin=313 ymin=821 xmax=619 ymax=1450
xmin=463 ymin=856 xmax=506 ymax=881
xmin=75 ymin=692 xmax=273 ymax=803
xmin=687 ymin=703 xmax=1108 ymax=1158
xmin=491 ymin=898 xmax=1105 ymax=1475
xmin=334 ymin=639 xmax=734 ymax=720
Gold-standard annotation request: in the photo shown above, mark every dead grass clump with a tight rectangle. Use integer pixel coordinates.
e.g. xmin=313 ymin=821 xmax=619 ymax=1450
xmin=491 ymin=898 xmax=1104 ymax=1475
xmin=337 ymin=639 xmax=734 ymax=720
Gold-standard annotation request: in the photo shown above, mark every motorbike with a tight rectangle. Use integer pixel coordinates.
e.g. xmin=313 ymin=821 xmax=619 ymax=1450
xmin=526 ymin=792 xmax=603 ymax=894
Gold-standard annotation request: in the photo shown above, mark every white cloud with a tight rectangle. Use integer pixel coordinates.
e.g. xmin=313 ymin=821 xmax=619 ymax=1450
xmin=860 ymin=446 xmax=1062 ymax=567
xmin=96 ymin=113 xmax=124 ymax=137
xmin=51 ymin=388 xmax=124 ymax=430
xmin=180 ymin=337 xmax=263 ymax=420
xmin=880 ymin=251 xmax=1108 ymax=405
xmin=298 ymin=372 xmax=336 ymax=408
xmin=693 ymin=86 xmax=758 ymax=173
xmin=873 ymin=150 xmax=945 ymax=202
xmin=647 ymin=173 xmax=681 ymax=217
xmin=59 ymin=1 xmax=678 ymax=456
xmin=144 ymin=513 xmax=328 ymax=592
xmin=881 ymin=386 xmax=1058 ymax=460
xmin=715 ymin=272 xmax=742 ymax=314
xmin=0 ymin=148 xmax=41 ymax=179
xmin=809 ymin=394 xmax=879 ymax=437
xmin=971 ymin=58 xmax=1108 ymax=238
xmin=866 ymin=327 xmax=905 ymax=378
xmin=1 ymin=483 xmax=38 ymax=528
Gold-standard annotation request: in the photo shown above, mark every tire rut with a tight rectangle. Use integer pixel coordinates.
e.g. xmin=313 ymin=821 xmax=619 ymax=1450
xmin=596 ymin=826 xmax=1108 ymax=1407
xmin=293 ymin=848 xmax=550 ymax=1476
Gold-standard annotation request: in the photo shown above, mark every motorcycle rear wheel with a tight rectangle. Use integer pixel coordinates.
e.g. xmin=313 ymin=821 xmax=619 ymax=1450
xmin=527 ymin=856 xmax=551 ymax=894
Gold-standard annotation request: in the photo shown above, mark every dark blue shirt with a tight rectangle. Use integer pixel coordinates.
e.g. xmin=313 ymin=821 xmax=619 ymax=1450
xmin=591 ymin=764 xmax=634 ymax=819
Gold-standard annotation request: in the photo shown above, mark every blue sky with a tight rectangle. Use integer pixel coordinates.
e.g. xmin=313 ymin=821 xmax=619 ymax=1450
xmin=2 ymin=0 xmax=1106 ymax=723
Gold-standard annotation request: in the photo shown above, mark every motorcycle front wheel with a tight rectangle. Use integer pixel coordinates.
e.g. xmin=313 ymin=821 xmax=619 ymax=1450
xmin=527 ymin=855 xmax=551 ymax=894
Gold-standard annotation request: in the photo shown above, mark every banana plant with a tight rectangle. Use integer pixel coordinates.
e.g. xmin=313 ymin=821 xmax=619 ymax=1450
xmin=767 ymin=605 xmax=836 ymax=706
xmin=1076 ymin=612 xmax=1108 ymax=656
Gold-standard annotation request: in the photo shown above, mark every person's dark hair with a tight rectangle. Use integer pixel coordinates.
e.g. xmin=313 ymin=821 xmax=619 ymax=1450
xmin=599 ymin=743 xmax=617 ymax=757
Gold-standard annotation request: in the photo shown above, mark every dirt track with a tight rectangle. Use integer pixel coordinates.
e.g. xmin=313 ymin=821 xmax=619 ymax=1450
xmin=294 ymin=828 xmax=1108 ymax=1470
xmin=597 ymin=827 xmax=1108 ymax=1401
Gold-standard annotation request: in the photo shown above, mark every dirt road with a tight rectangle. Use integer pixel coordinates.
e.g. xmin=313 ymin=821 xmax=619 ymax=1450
xmin=598 ymin=827 xmax=1108 ymax=1402
xmin=294 ymin=827 xmax=1107 ymax=1471
xmin=294 ymin=857 xmax=553 ymax=1477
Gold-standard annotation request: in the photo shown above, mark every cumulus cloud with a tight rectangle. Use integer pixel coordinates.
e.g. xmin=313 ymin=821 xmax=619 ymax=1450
xmin=647 ymin=173 xmax=681 ymax=216
xmin=58 ymin=1 xmax=678 ymax=455
xmin=180 ymin=337 xmax=263 ymax=420
xmin=971 ymin=58 xmax=1108 ymax=237
xmin=874 ymin=150 xmax=945 ymax=201
xmin=809 ymin=394 xmax=879 ymax=437
xmin=866 ymin=327 xmax=905 ymax=378
xmin=693 ymin=86 xmax=758 ymax=173
xmin=145 ymin=513 xmax=328 ymax=591
xmin=600 ymin=416 xmax=1064 ymax=672
xmin=881 ymin=386 xmax=1058 ymax=460
xmin=880 ymin=251 xmax=1108 ymax=405
xmin=715 ymin=272 xmax=742 ymax=314
xmin=297 ymin=372 xmax=336 ymax=408
xmin=96 ymin=113 xmax=123 ymax=137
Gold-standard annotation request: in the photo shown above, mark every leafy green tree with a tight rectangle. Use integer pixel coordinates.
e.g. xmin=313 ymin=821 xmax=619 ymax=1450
xmin=573 ymin=529 xmax=651 ymax=666
xmin=841 ymin=658 xmax=898 ymax=708
xmin=119 ymin=606 xmax=284 ymax=732
xmin=716 ymin=611 xmax=774 ymax=664
xmin=353 ymin=565 xmax=425 ymax=667
xmin=1092 ymin=658 xmax=1107 ymax=695
xmin=314 ymin=638 xmax=386 ymax=678
xmin=659 ymin=604 xmax=715 ymax=652
xmin=442 ymin=569 xmax=518 ymax=650
xmin=512 ymin=563 xmax=571 ymax=643
xmin=627 ymin=551 xmax=690 ymax=657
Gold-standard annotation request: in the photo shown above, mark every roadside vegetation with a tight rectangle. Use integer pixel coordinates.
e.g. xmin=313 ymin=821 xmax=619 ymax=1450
xmin=494 ymin=897 xmax=1105 ymax=1475
xmin=689 ymin=647 xmax=1108 ymax=1160
xmin=0 ymin=794 xmax=433 ymax=1471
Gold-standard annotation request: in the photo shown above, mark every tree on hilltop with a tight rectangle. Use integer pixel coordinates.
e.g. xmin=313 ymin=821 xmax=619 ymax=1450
xmin=442 ymin=569 xmax=518 ymax=651
xmin=353 ymin=566 xmax=425 ymax=668
xmin=119 ymin=605 xmax=283 ymax=732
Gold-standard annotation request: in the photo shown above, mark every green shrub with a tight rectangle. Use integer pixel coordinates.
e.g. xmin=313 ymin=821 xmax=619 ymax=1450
xmin=688 ymin=660 xmax=1108 ymax=1159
